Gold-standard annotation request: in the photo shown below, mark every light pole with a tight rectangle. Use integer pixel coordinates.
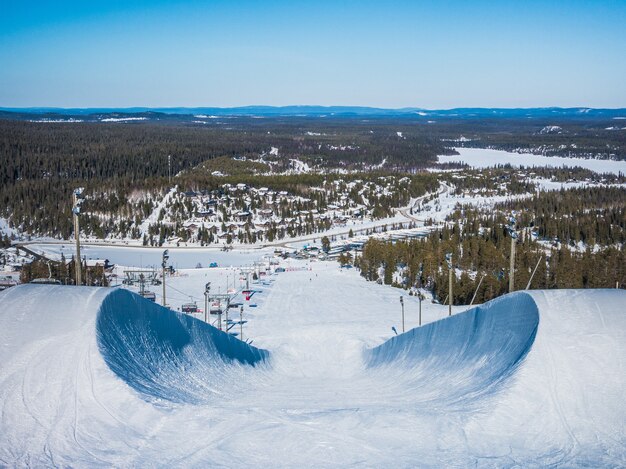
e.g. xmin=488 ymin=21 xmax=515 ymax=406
xmin=507 ymin=216 xmax=518 ymax=293
xmin=417 ymin=291 xmax=425 ymax=326
xmin=204 ymin=282 xmax=211 ymax=323
xmin=162 ymin=249 xmax=169 ymax=307
xmin=400 ymin=296 xmax=405 ymax=333
xmin=240 ymin=305 xmax=244 ymax=340
xmin=72 ymin=188 xmax=84 ymax=286
xmin=446 ymin=252 xmax=453 ymax=316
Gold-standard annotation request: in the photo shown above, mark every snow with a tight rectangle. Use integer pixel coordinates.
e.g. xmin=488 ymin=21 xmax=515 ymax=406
xmin=439 ymin=147 xmax=626 ymax=175
xmin=97 ymin=288 xmax=268 ymax=404
xmin=137 ymin=187 xmax=176 ymax=235
xmin=0 ymin=217 xmax=18 ymax=238
xmin=413 ymin=181 xmax=529 ymax=224
xmin=269 ymin=146 xmax=279 ymax=156
xmin=530 ymin=177 xmax=626 ymax=192
xmin=287 ymin=158 xmax=311 ymax=174
xmin=540 ymin=125 xmax=562 ymax=134
xmin=28 ymin=118 xmax=84 ymax=123
xmin=372 ymin=157 xmax=387 ymax=169
xmin=1 ymin=256 xmax=624 ymax=465
xmin=100 ymin=117 xmax=148 ymax=122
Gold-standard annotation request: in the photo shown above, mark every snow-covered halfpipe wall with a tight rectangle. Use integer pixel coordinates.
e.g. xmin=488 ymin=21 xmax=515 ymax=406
xmin=365 ymin=292 xmax=539 ymax=407
xmin=97 ymin=288 xmax=268 ymax=404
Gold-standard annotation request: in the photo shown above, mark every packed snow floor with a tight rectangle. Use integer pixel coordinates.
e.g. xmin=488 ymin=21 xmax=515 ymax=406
xmin=0 ymin=260 xmax=625 ymax=467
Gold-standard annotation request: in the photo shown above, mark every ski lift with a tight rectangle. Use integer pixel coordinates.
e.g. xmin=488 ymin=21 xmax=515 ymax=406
xmin=182 ymin=302 xmax=199 ymax=314
xmin=209 ymin=300 xmax=223 ymax=315
xmin=140 ymin=290 xmax=156 ymax=302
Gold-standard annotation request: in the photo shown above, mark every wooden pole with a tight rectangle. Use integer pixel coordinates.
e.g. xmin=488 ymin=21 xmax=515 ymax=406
xmin=449 ymin=262 xmax=453 ymax=316
xmin=418 ymin=293 xmax=423 ymax=326
xmin=509 ymin=236 xmax=516 ymax=293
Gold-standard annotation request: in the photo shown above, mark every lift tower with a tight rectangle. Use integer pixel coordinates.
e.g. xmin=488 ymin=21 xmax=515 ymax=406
xmin=72 ymin=188 xmax=84 ymax=286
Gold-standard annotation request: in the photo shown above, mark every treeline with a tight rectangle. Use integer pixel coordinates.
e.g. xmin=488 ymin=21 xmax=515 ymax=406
xmin=354 ymin=213 xmax=625 ymax=304
xmin=496 ymin=187 xmax=626 ymax=246
xmin=438 ymin=166 xmax=625 ymax=198
xmin=19 ymin=256 xmax=109 ymax=286
xmin=429 ymin=118 xmax=626 ymax=160
xmin=0 ymin=120 xmax=444 ymax=238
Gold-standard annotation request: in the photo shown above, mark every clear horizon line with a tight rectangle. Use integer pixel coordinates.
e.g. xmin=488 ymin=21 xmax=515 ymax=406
xmin=2 ymin=105 xmax=626 ymax=111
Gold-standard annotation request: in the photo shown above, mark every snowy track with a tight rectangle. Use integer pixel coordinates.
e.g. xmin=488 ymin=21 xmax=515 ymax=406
xmin=1 ymin=271 xmax=625 ymax=466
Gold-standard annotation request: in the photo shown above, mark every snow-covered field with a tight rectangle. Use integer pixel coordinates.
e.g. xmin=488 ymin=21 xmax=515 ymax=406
xmin=0 ymin=256 xmax=624 ymax=466
xmin=440 ymin=147 xmax=626 ymax=175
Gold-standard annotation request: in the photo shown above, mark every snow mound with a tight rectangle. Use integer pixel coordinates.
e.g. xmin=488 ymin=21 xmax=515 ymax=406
xmin=366 ymin=292 xmax=539 ymax=408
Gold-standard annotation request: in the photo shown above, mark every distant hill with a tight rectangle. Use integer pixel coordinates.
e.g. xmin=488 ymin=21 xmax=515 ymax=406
xmin=1 ymin=106 xmax=625 ymax=121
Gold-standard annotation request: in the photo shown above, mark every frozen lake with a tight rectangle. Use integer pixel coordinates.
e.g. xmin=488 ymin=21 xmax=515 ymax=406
xmin=439 ymin=147 xmax=626 ymax=175
xmin=26 ymin=243 xmax=272 ymax=269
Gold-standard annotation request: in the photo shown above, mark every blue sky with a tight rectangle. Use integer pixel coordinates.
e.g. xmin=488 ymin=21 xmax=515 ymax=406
xmin=1 ymin=0 xmax=625 ymax=108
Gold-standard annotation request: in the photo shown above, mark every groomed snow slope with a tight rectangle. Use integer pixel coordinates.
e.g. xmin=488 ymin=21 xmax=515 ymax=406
xmin=0 ymin=279 xmax=624 ymax=467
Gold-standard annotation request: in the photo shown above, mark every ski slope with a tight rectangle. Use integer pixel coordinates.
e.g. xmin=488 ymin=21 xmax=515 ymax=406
xmin=0 ymin=264 xmax=625 ymax=466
